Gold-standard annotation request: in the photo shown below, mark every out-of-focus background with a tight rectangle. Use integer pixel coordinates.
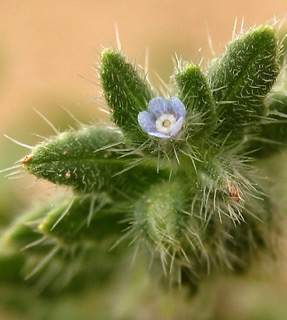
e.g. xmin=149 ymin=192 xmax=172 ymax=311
xmin=1 ymin=1 xmax=287 ymax=319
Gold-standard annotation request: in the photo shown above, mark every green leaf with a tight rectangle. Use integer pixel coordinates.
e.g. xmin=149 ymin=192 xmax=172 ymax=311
xmin=3 ymin=203 xmax=49 ymax=253
xmin=1 ymin=194 xmax=129 ymax=292
xmin=3 ymin=193 xmax=128 ymax=249
xmin=208 ymin=25 xmax=280 ymax=129
xmin=100 ymin=49 xmax=153 ymax=142
xmin=22 ymin=125 xmax=167 ymax=197
xmin=39 ymin=194 xmax=127 ymax=244
xmin=0 ymin=249 xmax=25 ymax=282
xmin=249 ymin=92 xmax=287 ymax=155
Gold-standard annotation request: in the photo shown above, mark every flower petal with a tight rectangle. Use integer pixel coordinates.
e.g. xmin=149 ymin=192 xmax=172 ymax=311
xmin=170 ymin=97 xmax=186 ymax=118
xmin=138 ymin=96 xmax=186 ymax=139
xmin=138 ymin=111 xmax=154 ymax=132
xmin=170 ymin=117 xmax=184 ymax=137
xmin=148 ymin=131 xmax=171 ymax=139
xmin=148 ymin=97 xmax=170 ymax=118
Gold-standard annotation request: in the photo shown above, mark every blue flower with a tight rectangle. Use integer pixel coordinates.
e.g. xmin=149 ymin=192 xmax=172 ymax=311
xmin=137 ymin=97 xmax=186 ymax=139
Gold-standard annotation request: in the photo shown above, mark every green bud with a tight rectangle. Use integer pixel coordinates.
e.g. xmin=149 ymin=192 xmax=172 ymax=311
xmin=175 ymin=64 xmax=216 ymax=139
xmin=133 ymin=180 xmax=187 ymax=261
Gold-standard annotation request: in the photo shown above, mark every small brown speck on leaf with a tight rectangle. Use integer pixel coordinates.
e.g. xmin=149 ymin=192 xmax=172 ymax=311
xmin=225 ymin=180 xmax=241 ymax=203
xmin=21 ymin=155 xmax=33 ymax=164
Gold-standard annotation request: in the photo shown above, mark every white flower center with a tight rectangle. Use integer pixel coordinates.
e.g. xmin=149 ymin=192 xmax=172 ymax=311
xmin=155 ymin=113 xmax=176 ymax=135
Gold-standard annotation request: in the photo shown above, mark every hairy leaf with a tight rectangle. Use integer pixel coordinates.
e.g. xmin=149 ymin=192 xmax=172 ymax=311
xmin=22 ymin=125 xmax=167 ymax=197
xmin=208 ymin=25 xmax=280 ymax=129
xmin=176 ymin=64 xmax=216 ymax=139
xmin=100 ymin=49 xmax=153 ymax=142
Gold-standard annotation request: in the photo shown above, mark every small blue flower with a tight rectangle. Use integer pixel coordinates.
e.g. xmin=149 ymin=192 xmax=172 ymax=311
xmin=137 ymin=97 xmax=186 ymax=139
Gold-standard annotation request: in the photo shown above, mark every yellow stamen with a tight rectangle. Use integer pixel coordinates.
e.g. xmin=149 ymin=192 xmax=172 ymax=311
xmin=163 ymin=120 xmax=171 ymax=127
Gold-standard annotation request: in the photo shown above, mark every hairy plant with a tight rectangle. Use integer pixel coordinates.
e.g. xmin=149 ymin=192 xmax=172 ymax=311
xmin=1 ymin=23 xmax=287 ymax=294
